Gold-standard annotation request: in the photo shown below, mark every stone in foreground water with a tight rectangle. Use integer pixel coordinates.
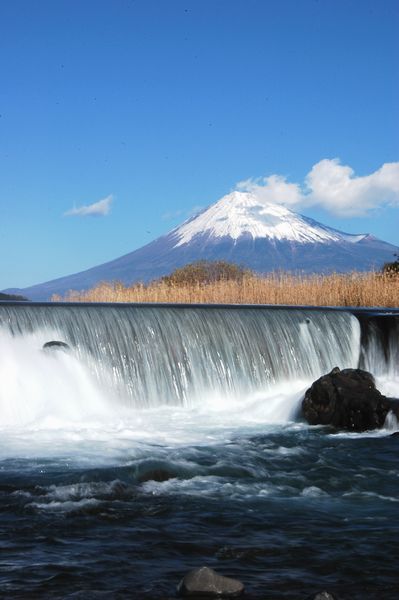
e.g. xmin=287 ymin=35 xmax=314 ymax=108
xmin=301 ymin=367 xmax=398 ymax=431
xmin=177 ymin=566 xmax=244 ymax=597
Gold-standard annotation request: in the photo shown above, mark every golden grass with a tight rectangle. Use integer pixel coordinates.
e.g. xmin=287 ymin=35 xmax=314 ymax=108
xmin=52 ymin=272 xmax=399 ymax=307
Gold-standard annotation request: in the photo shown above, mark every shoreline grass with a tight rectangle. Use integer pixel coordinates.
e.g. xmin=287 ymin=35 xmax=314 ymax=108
xmin=52 ymin=271 xmax=399 ymax=307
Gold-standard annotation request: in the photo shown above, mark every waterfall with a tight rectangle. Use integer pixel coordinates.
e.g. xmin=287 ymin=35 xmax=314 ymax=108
xmin=0 ymin=304 xmax=361 ymax=411
xmin=360 ymin=314 xmax=399 ymax=379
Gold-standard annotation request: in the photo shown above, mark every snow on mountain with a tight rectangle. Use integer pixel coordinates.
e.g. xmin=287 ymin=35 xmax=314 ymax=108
xmin=172 ymin=191 xmax=368 ymax=246
xmin=3 ymin=191 xmax=398 ymax=301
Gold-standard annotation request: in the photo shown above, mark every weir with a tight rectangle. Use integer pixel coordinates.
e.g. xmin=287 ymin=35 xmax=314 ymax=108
xmin=1 ymin=302 xmax=397 ymax=412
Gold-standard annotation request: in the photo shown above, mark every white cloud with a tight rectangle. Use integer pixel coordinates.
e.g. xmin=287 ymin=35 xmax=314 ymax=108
xmin=236 ymin=160 xmax=399 ymax=217
xmin=237 ymin=174 xmax=302 ymax=207
xmin=64 ymin=194 xmax=113 ymax=217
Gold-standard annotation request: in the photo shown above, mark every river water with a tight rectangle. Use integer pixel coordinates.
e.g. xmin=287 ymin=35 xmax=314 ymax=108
xmin=0 ymin=304 xmax=398 ymax=598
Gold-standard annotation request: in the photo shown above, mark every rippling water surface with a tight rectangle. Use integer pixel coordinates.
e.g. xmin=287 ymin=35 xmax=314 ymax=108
xmin=1 ymin=380 xmax=398 ymax=599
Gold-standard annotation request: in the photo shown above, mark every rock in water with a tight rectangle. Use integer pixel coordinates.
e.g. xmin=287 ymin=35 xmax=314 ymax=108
xmin=137 ymin=468 xmax=175 ymax=483
xmin=302 ymin=367 xmax=398 ymax=432
xmin=42 ymin=340 xmax=70 ymax=353
xmin=309 ymin=592 xmax=339 ymax=600
xmin=177 ymin=566 xmax=244 ymax=597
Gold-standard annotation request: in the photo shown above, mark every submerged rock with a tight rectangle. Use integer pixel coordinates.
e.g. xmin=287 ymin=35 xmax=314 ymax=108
xmin=309 ymin=592 xmax=339 ymax=600
xmin=177 ymin=566 xmax=244 ymax=597
xmin=137 ymin=468 xmax=175 ymax=483
xmin=42 ymin=340 xmax=70 ymax=353
xmin=302 ymin=367 xmax=399 ymax=432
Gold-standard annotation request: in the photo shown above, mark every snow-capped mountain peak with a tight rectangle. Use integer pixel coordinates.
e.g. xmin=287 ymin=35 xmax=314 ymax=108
xmin=172 ymin=191 xmax=367 ymax=247
xmin=5 ymin=188 xmax=397 ymax=301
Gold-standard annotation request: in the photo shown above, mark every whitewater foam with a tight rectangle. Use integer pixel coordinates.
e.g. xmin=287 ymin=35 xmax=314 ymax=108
xmin=0 ymin=329 xmax=113 ymax=427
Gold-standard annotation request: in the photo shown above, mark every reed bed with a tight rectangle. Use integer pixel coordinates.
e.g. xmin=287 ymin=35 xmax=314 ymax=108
xmin=53 ymin=272 xmax=399 ymax=307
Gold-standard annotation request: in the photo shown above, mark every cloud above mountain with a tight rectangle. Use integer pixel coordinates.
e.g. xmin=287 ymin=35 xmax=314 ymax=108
xmin=64 ymin=194 xmax=113 ymax=217
xmin=236 ymin=160 xmax=399 ymax=217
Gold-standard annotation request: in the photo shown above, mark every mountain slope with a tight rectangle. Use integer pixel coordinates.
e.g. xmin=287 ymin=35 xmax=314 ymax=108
xmin=4 ymin=191 xmax=398 ymax=301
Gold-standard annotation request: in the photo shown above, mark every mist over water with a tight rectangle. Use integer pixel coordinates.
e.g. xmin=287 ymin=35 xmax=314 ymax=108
xmin=0 ymin=304 xmax=398 ymax=598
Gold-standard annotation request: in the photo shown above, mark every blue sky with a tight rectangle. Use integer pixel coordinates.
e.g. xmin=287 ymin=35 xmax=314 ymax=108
xmin=0 ymin=0 xmax=398 ymax=289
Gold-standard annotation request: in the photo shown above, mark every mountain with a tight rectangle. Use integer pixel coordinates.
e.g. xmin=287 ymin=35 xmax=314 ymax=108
xmin=4 ymin=191 xmax=398 ymax=300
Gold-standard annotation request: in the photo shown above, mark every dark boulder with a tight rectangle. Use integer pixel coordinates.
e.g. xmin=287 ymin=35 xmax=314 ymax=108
xmin=177 ymin=566 xmax=244 ymax=597
xmin=302 ymin=367 xmax=399 ymax=432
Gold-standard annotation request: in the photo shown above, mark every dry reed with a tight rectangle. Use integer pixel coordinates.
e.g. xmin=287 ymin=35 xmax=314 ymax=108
xmin=52 ymin=272 xmax=399 ymax=307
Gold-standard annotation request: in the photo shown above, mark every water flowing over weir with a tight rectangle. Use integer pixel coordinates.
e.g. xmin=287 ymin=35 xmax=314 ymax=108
xmin=0 ymin=303 xmax=363 ymax=414
xmin=358 ymin=313 xmax=399 ymax=379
